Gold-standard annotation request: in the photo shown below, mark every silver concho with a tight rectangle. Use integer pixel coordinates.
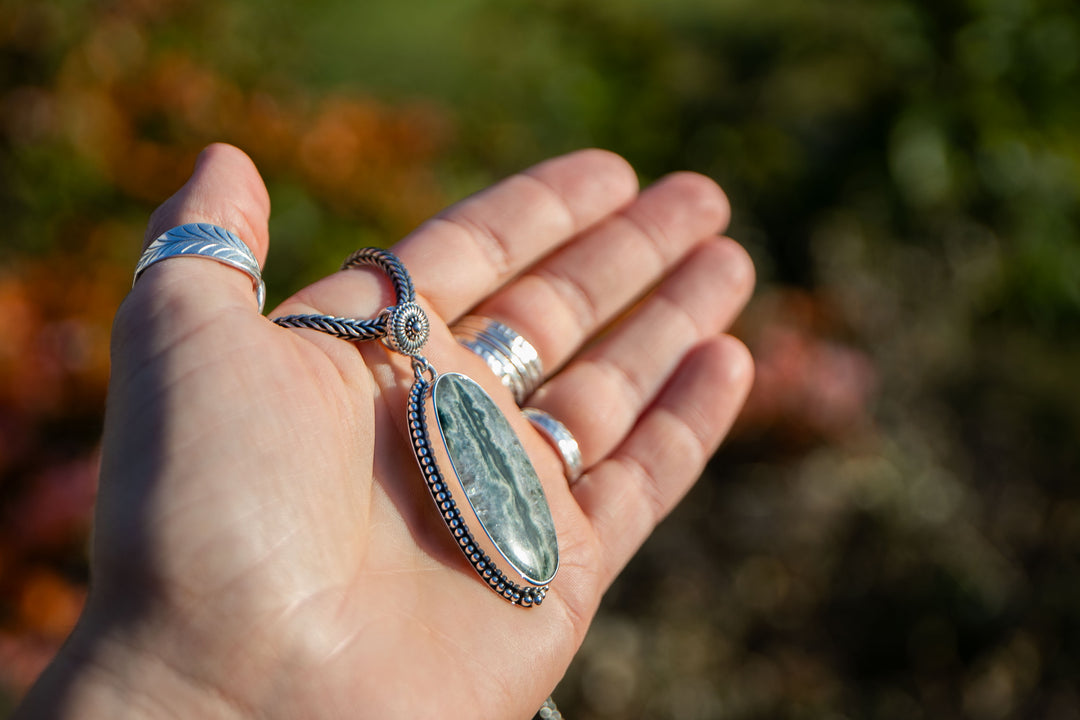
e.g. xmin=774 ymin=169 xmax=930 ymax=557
xmin=381 ymin=302 xmax=429 ymax=356
xmin=408 ymin=372 xmax=558 ymax=606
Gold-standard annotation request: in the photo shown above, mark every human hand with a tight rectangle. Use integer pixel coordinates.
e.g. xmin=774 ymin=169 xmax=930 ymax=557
xmin=15 ymin=144 xmax=754 ymax=719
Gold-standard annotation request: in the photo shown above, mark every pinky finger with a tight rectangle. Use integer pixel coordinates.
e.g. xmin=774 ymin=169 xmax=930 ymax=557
xmin=573 ymin=335 xmax=754 ymax=588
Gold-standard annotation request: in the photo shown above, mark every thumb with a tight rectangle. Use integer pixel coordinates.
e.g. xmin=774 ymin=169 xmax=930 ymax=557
xmin=129 ymin=143 xmax=271 ymax=320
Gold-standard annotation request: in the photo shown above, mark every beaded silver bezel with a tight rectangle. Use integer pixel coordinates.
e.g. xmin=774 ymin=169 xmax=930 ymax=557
xmin=407 ymin=375 xmax=552 ymax=607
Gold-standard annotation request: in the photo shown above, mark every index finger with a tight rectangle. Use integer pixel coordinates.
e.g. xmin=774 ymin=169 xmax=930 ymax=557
xmin=277 ymin=149 xmax=639 ymax=324
xmin=397 ymin=148 xmax=639 ymax=320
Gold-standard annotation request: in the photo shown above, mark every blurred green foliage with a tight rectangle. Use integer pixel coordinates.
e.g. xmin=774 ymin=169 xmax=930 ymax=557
xmin=1 ymin=0 xmax=1078 ymax=717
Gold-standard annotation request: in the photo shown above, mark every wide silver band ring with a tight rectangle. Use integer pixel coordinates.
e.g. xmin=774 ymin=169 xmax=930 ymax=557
xmin=453 ymin=316 xmax=543 ymax=403
xmin=522 ymin=407 xmax=583 ymax=483
xmin=133 ymin=223 xmax=266 ymax=313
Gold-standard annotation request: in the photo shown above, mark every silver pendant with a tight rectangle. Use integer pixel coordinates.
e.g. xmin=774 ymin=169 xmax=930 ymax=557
xmin=408 ymin=372 xmax=558 ymax=606
xmin=274 ymin=248 xmax=560 ymax=607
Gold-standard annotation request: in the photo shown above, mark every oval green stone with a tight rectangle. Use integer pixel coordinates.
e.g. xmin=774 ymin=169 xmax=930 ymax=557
xmin=433 ymin=373 xmax=559 ymax=585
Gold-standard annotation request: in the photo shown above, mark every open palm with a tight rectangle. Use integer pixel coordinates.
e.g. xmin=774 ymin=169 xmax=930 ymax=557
xmin=17 ymin=144 xmax=754 ymax=720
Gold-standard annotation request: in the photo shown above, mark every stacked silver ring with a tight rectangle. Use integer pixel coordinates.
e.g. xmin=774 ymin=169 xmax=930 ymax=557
xmin=452 ymin=315 xmax=586 ymax=486
xmin=452 ymin=316 xmax=543 ymax=403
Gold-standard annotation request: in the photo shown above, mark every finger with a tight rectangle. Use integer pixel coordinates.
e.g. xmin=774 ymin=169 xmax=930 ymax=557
xmin=144 ymin=144 xmax=271 ymax=261
xmin=573 ymin=335 xmax=754 ymax=586
xmin=275 ymin=148 xmax=639 ymax=324
xmin=126 ymin=143 xmax=271 ymax=324
xmin=472 ymin=171 xmax=732 ymax=375
xmin=528 ymin=237 xmax=754 ymax=467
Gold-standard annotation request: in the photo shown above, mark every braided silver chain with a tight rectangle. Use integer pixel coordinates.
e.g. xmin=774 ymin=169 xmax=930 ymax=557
xmin=272 ymin=312 xmax=387 ymax=340
xmin=341 ymin=246 xmax=415 ymax=301
xmin=272 ymin=247 xmax=415 ymax=344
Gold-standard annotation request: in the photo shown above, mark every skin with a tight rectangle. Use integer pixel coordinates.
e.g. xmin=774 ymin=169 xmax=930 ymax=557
xmin=14 ymin=144 xmax=755 ymax=720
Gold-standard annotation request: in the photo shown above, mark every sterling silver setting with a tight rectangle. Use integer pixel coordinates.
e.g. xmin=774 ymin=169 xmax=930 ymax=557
xmin=409 ymin=375 xmax=552 ymax=607
xmin=453 ymin=316 xmax=543 ymax=403
xmin=133 ymin=223 xmax=266 ymax=313
xmin=522 ymin=407 xmax=584 ymax=483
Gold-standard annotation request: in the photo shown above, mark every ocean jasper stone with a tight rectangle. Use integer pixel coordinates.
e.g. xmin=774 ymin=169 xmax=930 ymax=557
xmin=433 ymin=372 xmax=559 ymax=585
